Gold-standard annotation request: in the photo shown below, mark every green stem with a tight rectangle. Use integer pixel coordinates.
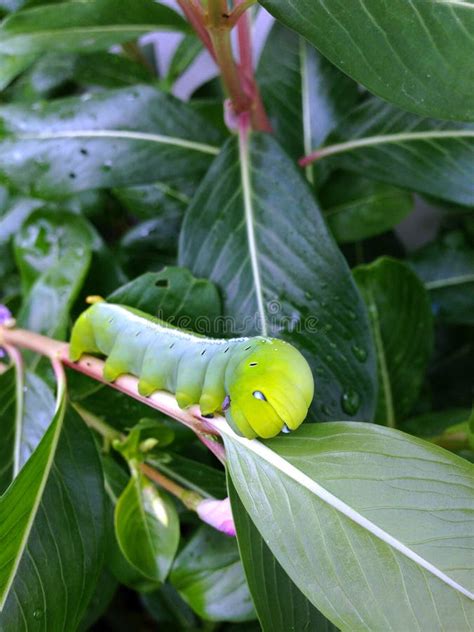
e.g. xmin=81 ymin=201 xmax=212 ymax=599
xmin=74 ymin=402 xmax=204 ymax=509
xmin=227 ymin=0 xmax=257 ymax=27
xmin=121 ymin=41 xmax=155 ymax=75
xmin=72 ymin=402 xmax=122 ymax=442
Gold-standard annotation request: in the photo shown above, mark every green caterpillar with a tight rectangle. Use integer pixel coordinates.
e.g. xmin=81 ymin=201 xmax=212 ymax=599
xmin=70 ymin=302 xmax=314 ymax=439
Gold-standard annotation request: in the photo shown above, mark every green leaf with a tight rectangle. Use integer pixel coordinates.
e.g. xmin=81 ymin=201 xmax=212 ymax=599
xmin=0 ymin=190 xmax=44 ymax=254
xmin=115 ymin=469 xmax=180 ymax=583
xmin=16 ymin=371 xmax=55 ymax=466
xmin=3 ymin=50 xmax=152 ymax=102
xmin=401 ymin=408 xmax=472 ymax=439
xmin=0 ymin=367 xmax=17 ymax=493
xmin=14 ymin=210 xmax=94 ymax=339
xmin=257 ymin=21 xmax=358 ymax=162
xmin=259 ymin=0 xmax=474 ymax=121
xmin=409 ymin=234 xmax=474 ymax=325
xmin=3 ymin=52 xmax=78 ymax=102
xmin=0 ymin=85 xmax=223 ymax=198
xmin=108 ymin=267 xmax=222 ymax=335
xmin=170 ymin=525 xmax=256 ymax=622
xmin=0 ymin=52 xmax=35 ymax=90
xmin=141 ymin=584 xmax=199 ymax=629
xmin=117 ymin=219 xmax=181 ymax=277
xmin=219 ymin=419 xmax=474 ymax=631
xmin=78 ymin=565 xmax=117 ymax=632
xmin=72 ymin=51 xmax=153 ymax=89
xmin=179 ymin=133 xmax=377 ymax=422
xmin=0 ymin=384 xmax=66 ymax=609
xmin=311 ymin=98 xmax=474 ymax=206
xmin=102 ymin=455 xmax=161 ymax=592
xmin=320 ymin=171 xmax=413 ymax=243
xmin=353 ymin=257 xmax=433 ymax=425
xmin=229 ymin=478 xmax=337 ymax=632
xmin=14 ymin=209 xmax=98 ymax=294
xmin=114 ymin=181 xmax=190 ymax=221
xmin=0 ymin=405 xmax=107 ymax=629
xmin=0 ymin=0 xmax=186 ymax=56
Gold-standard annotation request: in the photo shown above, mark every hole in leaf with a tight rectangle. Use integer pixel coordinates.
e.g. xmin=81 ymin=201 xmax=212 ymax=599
xmin=155 ymin=279 xmax=169 ymax=288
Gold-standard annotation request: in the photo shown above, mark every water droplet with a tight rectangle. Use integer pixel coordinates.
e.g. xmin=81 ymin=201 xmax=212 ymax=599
xmin=351 ymin=344 xmax=367 ymax=362
xmin=341 ymin=389 xmax=361 ymax=416
xmin=33 ymin=608 xmax=43 ymax=620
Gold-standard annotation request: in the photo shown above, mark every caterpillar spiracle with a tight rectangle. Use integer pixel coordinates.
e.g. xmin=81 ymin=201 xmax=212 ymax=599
xmin=69 ymin=302 xmax=314 ymax=439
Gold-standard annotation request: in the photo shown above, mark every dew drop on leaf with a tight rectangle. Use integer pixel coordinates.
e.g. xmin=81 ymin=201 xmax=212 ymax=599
xmin=351 ymin=344 xmax=367 ymax=362
xmin=33 ymin=609 xmax=43 ymax=620
xmin=341 ymin=389 xmax=361 ymax=416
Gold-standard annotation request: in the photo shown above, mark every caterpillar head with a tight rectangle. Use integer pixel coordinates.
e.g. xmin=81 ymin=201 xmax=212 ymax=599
xmin=224 ymin=339 xmax=314 ymax=439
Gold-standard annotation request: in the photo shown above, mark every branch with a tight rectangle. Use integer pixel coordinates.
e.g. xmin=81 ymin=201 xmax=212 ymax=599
xmin=235 ymin=1 xmax=271 ymax=132
xmin=0 ymin=326 xmax=226 ymax=464
xmin=177 ymin=0 xmax=216 ymax=60
xmin=206 ymin=0 xmax=271 ymax=131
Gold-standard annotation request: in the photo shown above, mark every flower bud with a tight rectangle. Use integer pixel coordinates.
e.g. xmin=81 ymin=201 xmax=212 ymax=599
xmin=0 ymin=305 xmax=12 ymax=325
xmin=196 ymin=497 xmax=236 ymax=537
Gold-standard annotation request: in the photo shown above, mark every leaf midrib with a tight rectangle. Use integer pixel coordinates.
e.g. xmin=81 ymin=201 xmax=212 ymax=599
xmin=9 ymin=130 xmax=220 ymax=155
xmin=0 ymin=23 xmax=181 ymax=45
xmin=313 ymin=129 xmax=474 ymax=161
xmin=425 ymin=273 xmax=474 ymax=290
xmin=238 ymin=131 xmax=268 ymax=336
xmin=216 ymin=418 xmax=474 ymax=601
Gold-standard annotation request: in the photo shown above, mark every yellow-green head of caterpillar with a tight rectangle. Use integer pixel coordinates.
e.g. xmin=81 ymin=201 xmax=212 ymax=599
xmin=223 ymin=339 xmax=314 ymax=439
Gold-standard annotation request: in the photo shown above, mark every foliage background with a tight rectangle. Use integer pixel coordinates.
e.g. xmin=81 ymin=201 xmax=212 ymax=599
xmin=0 ymin=0 xmax=473 ymax=630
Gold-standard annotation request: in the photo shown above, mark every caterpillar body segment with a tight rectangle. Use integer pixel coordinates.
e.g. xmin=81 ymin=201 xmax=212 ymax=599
xmin=69 ymin=302 xmax=314 ymax=439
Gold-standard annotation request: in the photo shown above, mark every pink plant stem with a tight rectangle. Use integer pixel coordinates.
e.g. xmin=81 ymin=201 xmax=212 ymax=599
xmin=235 ymin=2 xmax=272 ymax=132
xmin=177 ymin=0 xmax=216 ymax=60
xmin=0 ymin=327 xmax=226 ymax=464
xmin=299 ymin=151 xmax=324 ymax=167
